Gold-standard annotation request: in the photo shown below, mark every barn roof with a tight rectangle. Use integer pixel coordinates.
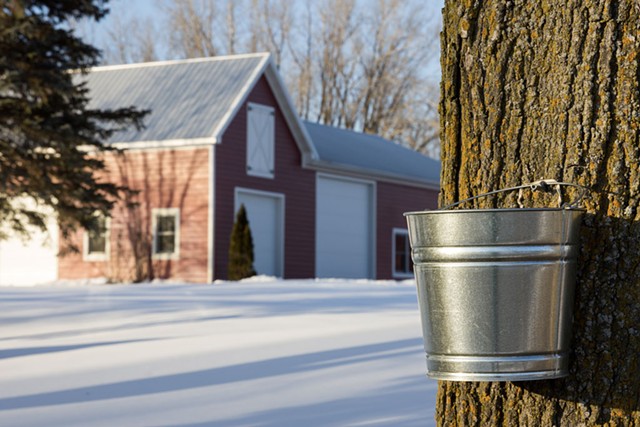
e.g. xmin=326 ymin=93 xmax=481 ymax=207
xmin=83 ymin=53 xmax=439 ymax=187
xmin=304 ymin=122 xmax=440 ymax=187
xmin=84 ymin=53 xmax=269 ymax=143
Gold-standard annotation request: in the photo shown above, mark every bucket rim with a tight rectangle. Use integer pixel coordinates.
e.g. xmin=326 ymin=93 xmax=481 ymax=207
xmin=404 ymin=207 xmax=586 ymax=216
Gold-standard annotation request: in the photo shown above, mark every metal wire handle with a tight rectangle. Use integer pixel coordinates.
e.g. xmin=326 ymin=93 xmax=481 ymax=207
xmin=440 ymin=179 xmax=587 ymax=211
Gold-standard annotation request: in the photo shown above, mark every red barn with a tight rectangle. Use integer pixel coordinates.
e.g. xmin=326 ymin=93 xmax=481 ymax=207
xmin=57 ymin=53 xmax=439 ymax=283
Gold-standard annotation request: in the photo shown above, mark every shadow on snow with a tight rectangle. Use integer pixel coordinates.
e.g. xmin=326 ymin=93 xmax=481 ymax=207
xmin=0 ymin=338 xmax=424 ymax=411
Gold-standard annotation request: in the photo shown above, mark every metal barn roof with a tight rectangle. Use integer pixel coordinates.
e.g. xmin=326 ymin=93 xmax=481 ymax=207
xmin=83 ymin=53 xmax=270 ymax=143
xmin=304 ymin=121 xmax=440 ymax=187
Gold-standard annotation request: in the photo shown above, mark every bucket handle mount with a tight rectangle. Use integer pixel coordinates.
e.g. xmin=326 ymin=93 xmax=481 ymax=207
xmin=440 ymin=179 xmax=587 ymax=210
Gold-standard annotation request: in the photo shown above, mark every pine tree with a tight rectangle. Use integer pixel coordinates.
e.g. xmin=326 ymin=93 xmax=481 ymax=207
xmin=0 ymin=1 xmax=146 ymax=241
xmin=227 ymin=204 xmax=256 ymax=280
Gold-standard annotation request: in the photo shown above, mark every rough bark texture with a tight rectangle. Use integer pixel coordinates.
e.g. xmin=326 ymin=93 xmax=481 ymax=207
xmin=439 ymin=1 xmax=640 ymax=425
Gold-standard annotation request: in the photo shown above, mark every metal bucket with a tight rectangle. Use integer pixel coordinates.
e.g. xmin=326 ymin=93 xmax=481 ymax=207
xmin=405 ymin=181 xmax=584 ymax=381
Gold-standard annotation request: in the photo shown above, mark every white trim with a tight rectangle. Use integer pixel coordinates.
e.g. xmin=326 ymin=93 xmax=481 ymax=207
xmin=209 ymin=55 xmax=271 ymax=140
xmin=151 ymin=208 xmax=181 ymax=261
xmin=83 ymin=216 xmax=111 ymax=262
xmin=109 ymin=138 xmax=217 ymax=150
xmin=263 ymin=62 xmax=319 ymax=163
xmin=234 ymin=187 xmax=285 ymax=278
xmin=392 ymin=228 xmax=413 ymax=279
xmin=53 ymin=222 xmax=60 ymax=280
xmin=315 ymin=173 xmax=376 ymax=279
xmin=207 ymin=145 xmax=215 ymax=282
xmin=88 ymin=52 xmax=271 ymax=73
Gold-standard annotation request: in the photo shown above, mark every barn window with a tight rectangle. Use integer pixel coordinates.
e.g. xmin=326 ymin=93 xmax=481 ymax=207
xmin=84 ymin=215 xmax=109 ymax=261
xmin=246 ymin=103 xmax=275 ymax=179
xmin=392 ymin=228 xmax=413 ymax=278
xmin=152 ymin=208 xmax=180 ymax=260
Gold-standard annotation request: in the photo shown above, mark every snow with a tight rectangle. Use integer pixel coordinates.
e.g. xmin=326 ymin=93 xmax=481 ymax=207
xmin=0 ymin=278 xmax=438 ymax=426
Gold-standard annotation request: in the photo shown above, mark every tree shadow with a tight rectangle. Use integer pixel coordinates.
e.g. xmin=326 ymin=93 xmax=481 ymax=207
xmin=0 ymin=339 xmax=157 ymax=360
xmin=0 ymin=314 xmax=240 ymax=342
xmin=169 ymin=376 xmax=435 ymax=427
xmin=0 ymin=338 xmax=423 ymax=411
xmin=0 ymin=282 xmax=419 ymax=341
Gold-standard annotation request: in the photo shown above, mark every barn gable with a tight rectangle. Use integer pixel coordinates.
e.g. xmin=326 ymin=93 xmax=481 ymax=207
xmin=213 ymin=74 xmax=316 ymax=279
xmin=81 ymin=53 xmax=318 ymax=164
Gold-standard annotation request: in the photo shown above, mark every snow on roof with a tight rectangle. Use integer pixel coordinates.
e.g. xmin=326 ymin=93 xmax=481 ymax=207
xmin=304 ymin=121 xmax=440 ymax=187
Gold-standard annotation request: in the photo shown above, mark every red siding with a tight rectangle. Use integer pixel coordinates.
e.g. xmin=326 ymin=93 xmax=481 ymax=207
xmin=214 ymin=76 xmax=316 ymax=280
xmin=376 ymin=182 xmax=439 ymax=279
xmin=58 ymin=147 xmax=211 ymax=283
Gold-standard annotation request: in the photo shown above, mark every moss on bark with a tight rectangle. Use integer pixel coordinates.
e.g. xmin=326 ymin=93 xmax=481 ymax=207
xmin=438 ymin=0 xmax=640 ymax=425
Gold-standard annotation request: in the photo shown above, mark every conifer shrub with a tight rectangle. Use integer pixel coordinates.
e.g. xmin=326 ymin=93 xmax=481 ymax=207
xmin=227 ymin=204 xmax=257 ymax=280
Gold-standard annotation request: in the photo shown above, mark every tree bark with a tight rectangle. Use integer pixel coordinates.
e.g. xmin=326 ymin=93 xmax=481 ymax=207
xmin=438 ymin=0 xmax=640 ymax=425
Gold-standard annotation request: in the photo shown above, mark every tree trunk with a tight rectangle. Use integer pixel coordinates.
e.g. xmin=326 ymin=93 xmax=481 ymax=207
xmin=438 ymin=0 xmax=640 ymax=425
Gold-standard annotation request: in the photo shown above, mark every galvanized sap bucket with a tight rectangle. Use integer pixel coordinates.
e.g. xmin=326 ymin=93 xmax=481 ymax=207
xmin=405 ymin=180 xmax=585 ymax=382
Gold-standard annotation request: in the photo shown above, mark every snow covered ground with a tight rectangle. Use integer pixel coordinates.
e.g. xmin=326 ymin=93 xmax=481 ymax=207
xmin=0 ymin=277 xmax=437 ymax=426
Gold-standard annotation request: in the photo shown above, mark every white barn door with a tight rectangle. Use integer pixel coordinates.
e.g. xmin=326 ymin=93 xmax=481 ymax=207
xmin=235 ymin=189 xmax=284 ymax=277
xmin=316 ymin=175 xmax=375 ymax=279
xmin=0 ymin=202 xmax=58 ymax=286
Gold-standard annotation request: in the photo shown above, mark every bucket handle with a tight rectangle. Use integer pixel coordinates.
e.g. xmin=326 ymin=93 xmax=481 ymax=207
xmin=440 ymin=179 xmax=587 ymax=210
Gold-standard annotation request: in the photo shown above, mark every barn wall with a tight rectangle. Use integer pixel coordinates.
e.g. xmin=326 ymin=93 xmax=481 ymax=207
xmin=215 ymin=76 xmax=316 ymax=280
xmin=376 ymin=182 xmax=439 ymax=279
xmin=58 ymin=147 xmax=211 ymax=283
xmin=0 ymin=201 xmax=58 ymax=286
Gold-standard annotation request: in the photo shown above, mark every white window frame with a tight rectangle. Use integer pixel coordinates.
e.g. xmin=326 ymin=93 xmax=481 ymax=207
xmin=83 ymin=216 xmax=110 ymax=262
xmin=392 ymin=228 xmax=413 ymax=279
xmin=246 ymin=102 xmax=275 ymax=179
xmin=152 ymin=208 xmax=180 ymax=260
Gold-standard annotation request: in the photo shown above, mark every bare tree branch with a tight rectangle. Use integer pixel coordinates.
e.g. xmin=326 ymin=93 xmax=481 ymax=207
xmin=91 ymin=0 xmax=442 ymax=157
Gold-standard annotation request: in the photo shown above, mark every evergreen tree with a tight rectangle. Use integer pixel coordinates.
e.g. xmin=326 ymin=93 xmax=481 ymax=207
xmin=0 ymin=1 xmax=146 ymax=241
xmin=227 ymin=204 xmax=256 ymax=280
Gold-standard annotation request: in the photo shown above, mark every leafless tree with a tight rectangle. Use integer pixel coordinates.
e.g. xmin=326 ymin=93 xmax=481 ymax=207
xmin=223 ymin=1 xmax=239 ymax=55
xmin=301 ymin=0 xmax=440 ymax=156
xmin=102 ymin=14 xmax=159 ymax=64
xmin=315 ymin=0 xmax=359 ymax=127
xmin=396 ymin=82 xmax=440 ymax=159
xmin=353 ymin=0 xmax=441 ymax=156
xmin=286 ymin=0 xmax=315 ymax=120
xmin=89 ymin=0 xmax=441 ymax=157
xmin=132 ymin=18 xmax=160 ymax=63
xmin=165 ymin=0 xmax=218 ymax=58
xmin=248 ymin=0 xmax=291 ymax=68
xmin=357 ymin=0 xmax=429 ymax=132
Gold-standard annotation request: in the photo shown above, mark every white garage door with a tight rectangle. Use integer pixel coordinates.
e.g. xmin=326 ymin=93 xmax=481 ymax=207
xmin=316 ymin=175 xmax=374 ymax=279
xmin=235 ymin=189 xmax=284 ymax=277
xmin=0 ymin=221 xmax=58 ymax=286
